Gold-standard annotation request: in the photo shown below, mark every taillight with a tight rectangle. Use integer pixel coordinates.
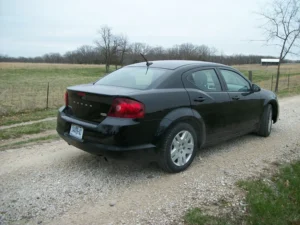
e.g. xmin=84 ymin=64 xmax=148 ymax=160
xmin=108 ymin=98 xmax=145 ymax=118
xmin=64 ymin=91 xmax=69 ymax=107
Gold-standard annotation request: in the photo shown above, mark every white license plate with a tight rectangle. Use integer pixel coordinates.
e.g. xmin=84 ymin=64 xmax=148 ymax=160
xmin=69 ymin=124 xmax=84 ymax=140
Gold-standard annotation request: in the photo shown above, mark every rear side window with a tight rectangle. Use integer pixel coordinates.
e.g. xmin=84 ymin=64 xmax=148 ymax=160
xmin=95 ymin=67 xmax=169 ymax=90
xmin=187 ymin=69 xmax=222 ymax=92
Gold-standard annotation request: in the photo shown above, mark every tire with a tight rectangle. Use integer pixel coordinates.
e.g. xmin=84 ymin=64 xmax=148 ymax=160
xmin=257 ymin=104 xmax=273 ymax=137
xmin=158 ymin=122 xmax=198 ymax=173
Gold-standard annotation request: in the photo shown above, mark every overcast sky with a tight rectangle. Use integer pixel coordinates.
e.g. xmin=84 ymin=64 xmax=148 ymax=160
xmin=0 ymin=0 xmax=296 ymax=59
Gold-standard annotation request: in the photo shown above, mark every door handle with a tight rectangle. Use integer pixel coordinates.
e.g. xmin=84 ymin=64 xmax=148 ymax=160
xmin=232 ymin=96 xmax=240 ymax=100
xmin=194 ymin=96 xmax=206 ymax=102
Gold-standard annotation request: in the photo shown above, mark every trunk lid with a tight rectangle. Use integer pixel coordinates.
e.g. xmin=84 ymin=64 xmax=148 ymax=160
xmin=66 ymin=84 xmax=139 ymax=123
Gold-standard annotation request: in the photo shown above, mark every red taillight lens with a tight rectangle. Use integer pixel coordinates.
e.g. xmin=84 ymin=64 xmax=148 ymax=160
xmin=108 ymin=98 xmax=145 ymax=118
xmin=64 ymin=91 xmax=69 ymax=107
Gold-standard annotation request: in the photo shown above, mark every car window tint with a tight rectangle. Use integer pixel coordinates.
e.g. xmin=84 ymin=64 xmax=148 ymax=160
xmin=95 ymin=67 xmax=169 ymax=90
xmin=220 ymin=69 xmax=250 ymax=92
xmin=188 ymin=69 xmax=222 ymax=92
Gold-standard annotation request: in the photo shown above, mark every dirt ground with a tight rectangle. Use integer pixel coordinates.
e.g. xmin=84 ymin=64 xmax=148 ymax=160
xmin=0 ymin=96 xmax=300 ymax=225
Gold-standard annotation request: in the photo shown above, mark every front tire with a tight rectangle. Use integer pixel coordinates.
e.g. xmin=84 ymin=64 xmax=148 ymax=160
xmin=257 ymin=104 xmax=273 ymax=137
xmin=158 ymin=122 xmax=198 ymax=173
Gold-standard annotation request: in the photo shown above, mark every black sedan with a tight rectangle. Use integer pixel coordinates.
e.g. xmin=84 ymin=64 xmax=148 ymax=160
xmin=56 ymin=60 xmax=279 ymax=173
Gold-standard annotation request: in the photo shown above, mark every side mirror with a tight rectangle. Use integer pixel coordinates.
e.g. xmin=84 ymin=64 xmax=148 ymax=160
xmin=252 ymin=84 xmax=261 ymax=92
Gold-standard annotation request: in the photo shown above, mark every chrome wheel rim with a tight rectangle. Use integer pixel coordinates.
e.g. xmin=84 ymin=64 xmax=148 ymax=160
xmin=268 ymin=110 xmax=273 ymax=133
xmin=170 ymin=130 xmax=194 ymax=166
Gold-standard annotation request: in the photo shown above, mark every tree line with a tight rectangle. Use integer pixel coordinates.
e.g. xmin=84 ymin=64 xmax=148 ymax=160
xmin=0 ymin=25 xmax=297 ymax=72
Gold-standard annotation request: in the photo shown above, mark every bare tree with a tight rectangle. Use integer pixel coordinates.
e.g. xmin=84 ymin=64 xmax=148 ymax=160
xmin=114 ymin=35 xmax=129 ymax=68
xmin=166 ymin=45 xmax=180 ymax=59
xmin=111 ymin=38 xmax=119 ymax=69
xmin=179 ymin=43 xmax=197 ymax=60
xmin=127 ymin=42 xmax=151 ymax=62
xmin=148 ymin=46 xmax=165 ymax=60
xmin=95 ymin=25 xmax=114 ymax=72
xmin=259 ymin=0 xmax=300 ymax=92
xmin=130 ymin=42 xmax=151 ymax=55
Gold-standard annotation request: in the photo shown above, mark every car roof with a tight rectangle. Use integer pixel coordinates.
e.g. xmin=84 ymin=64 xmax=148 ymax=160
xmin=126 ymin=60 xmax=225 ymax=70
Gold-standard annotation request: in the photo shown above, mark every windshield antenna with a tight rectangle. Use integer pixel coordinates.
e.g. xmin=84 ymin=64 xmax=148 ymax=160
xmin=140 ymin=53 xmax=153 ymax=67
xmin=140 ymin=53 xmax=153 ymax=74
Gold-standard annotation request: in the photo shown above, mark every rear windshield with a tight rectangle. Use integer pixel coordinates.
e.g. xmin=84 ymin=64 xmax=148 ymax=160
xmin=95 ymin=67 xmax=169 ymax=90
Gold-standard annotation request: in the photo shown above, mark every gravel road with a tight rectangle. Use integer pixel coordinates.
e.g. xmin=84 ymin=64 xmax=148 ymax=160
xmin=1 ymin=96 xmax=300 ymax=225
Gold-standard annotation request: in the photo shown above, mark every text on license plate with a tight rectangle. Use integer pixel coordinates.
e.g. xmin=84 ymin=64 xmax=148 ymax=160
xmin=69 ymin=124 xmax=84 ymax=140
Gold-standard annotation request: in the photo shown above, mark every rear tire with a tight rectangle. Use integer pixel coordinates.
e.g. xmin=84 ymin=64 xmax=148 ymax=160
xmin=257 ymin=104 xmax=273 ymax=137
xmin=158 ymin=122 xmax=198 ymax=173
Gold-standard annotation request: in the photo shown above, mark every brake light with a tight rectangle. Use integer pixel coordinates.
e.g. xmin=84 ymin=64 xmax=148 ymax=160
xmin=64 ymin=91 xmax=69 ymax=107
xmin=108 ymin=98 xmax=145 ymax=118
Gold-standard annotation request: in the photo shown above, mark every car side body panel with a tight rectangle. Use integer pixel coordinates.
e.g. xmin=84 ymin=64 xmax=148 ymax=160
xmin=56 ymin=60 xmax=279 ymax=158
xmin=180 ymin=67 xmax=236 ymax=143
xmin=215 ymin=66 xmax=264 ymax=134
xmin=260 ymin=89 xmax=279 ymax=123
xmin=154 ymin=107 xmax=206 ymax=148
xmin=128 ymin=87 xmax=207 ymax=147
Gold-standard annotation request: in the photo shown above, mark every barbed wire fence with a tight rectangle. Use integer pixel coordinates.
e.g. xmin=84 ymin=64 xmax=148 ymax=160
xmin=0 ymin=82 xmax=66 ymax=115
xmin=1 ymin=71 xmax=300 ymax=116
xmin=248 ymin=69 xmax=300 ymax=93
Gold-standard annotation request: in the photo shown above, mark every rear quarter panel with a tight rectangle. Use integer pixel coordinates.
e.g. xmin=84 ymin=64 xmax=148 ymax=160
xmin=129 ymin=88 xmax=206 ymax=146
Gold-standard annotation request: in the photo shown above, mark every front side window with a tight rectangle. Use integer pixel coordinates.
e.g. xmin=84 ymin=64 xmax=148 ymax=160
xmin=219 ymin=69 xmax=250 ymax=92
xmin=95 ymin=67 xmax=169 ymax=90
xmin=187 ymin=69 xmax=222 ymax=92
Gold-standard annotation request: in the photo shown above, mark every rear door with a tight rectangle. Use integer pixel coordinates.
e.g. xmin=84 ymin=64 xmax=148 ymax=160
xmin=182 ymin=67 xmax=233 ymax=144
xmin=217 ymin=68 xmax=263 ymax=133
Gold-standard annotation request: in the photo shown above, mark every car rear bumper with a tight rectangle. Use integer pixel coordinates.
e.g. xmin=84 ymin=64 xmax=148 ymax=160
xmin=58 ymin=132 xmax=156 ymax=152
xmin=56 ymin=106 xmax=157 ymax=156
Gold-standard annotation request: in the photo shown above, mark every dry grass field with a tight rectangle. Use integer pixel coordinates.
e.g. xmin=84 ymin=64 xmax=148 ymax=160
xmin=0 ymin=62 xmax=106 ymax=69
xmin=0 ymin=63 xmax=109 ymax=115
xmin=235 ymin=63 xmax=300 ymax=94
xmin=235 ymin=63 xmax=300 ymax=81
xmin=0 ymin=62 xmax=300 ymax=115
xmin=234 ymin=63 xmax=300 ymax=76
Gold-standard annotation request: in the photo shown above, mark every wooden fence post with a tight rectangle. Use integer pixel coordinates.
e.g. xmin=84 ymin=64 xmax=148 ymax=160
xmin=271 ymin=75 xmax=274 ymax=91
xmin=11 ymin=86 xmax=14 ymax=104
xmin=46 ymin=82 xmax=49 ymax=109
xmin=288 ymin=74 xmax=290 ymax=91
xmin=248 ymin=71 xmax=253 ymax=82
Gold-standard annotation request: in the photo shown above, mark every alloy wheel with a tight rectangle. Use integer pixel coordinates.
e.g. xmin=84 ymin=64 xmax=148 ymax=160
xmin=170 ymin=130 xmax=194 ymax=166
xmin=268 ymin=109 xmax=273 ymax=133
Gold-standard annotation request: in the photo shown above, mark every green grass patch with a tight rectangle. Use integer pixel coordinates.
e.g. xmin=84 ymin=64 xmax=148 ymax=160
xmin=185 ymin=161 xmax=300 ymax=225
xmin=0 ymin=109 xmax=57 ymax=126
xmin=184 ymin=208 xmax=233 ymax=225
xmin=0 ymin=134 xmax=59 ymax=151
xmin=0 ymin=120 xmax=56 ymax=140
xmin=237 ymin=161 xmax=300 ymax=225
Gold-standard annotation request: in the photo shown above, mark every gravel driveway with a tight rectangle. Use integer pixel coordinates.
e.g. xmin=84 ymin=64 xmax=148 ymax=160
xmin=1 ymin=96 xmax=300 ymax=225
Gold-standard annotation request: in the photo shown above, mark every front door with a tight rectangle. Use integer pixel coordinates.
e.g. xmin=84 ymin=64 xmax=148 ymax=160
xmin=217 ymin=68 xmax=263 ymax=133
